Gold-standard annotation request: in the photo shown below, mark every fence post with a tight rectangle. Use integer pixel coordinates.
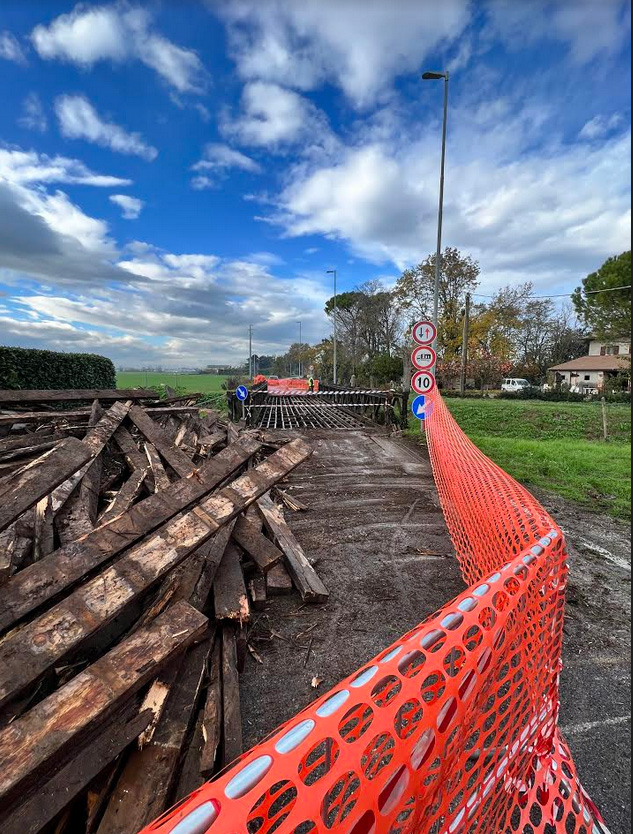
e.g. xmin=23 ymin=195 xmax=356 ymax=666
xmin=601 ymin=396 xmax=608 ymax=441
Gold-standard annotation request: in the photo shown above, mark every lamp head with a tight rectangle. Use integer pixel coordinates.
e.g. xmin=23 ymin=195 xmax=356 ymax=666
xmin=422 ymin=71 xmax=446 ymax=80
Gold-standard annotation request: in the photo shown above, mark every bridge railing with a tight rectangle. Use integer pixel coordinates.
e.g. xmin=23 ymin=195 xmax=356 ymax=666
xmin=140 ymin=391 xmax=608 ymax=834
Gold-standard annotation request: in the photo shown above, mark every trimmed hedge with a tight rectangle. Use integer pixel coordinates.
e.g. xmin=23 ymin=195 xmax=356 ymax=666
xmin=0 ymin=347 xmax=116 ymax=391
xmin=499 ymin=388 xmax=631 ymax=404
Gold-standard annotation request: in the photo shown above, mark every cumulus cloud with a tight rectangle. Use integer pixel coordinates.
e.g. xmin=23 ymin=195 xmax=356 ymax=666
xmin=191 ymin=142 xmax=261 ymax=188
xmin=0 ymin=30 xmax=27 ymax=64
xmin=222 ymin=82 xmax=332 ymax=149
xmin=32 ymin=3 xmax=207 ymax=93
xmin=269 ymin=100 xmax=632 ymax=291
xmin=18 ymin=92 xmax=48 ymax=132
xmin=109 ymin=194 xmax=144 ymax=219
xmin=55 ymin=95 xmax=158 ymax=160
xmin=217 ymin=0 xmax=471 ymax=107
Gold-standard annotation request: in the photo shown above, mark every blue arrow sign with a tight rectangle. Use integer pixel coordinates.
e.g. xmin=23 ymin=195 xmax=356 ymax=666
xmin=411 ymin=394 xmax=434 ymax=421
xmin=236 ymin=385 xmax=249 ymax=402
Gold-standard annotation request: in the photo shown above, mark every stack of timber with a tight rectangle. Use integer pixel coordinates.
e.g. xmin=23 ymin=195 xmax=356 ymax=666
xmin=0 ymin=388 xmax=327 ymax=834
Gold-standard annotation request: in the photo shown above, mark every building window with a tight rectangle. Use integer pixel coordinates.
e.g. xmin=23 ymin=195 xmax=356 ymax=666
xmin=604 ymin=345 xmax=621 ymax=355
xmin=584 ymin=375 xmax=591 ymax=381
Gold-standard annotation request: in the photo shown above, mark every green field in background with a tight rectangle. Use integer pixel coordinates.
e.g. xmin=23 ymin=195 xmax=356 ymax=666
xmin=410 ymin=398 xmax=631 ymax=520
xmin=117 ymin=371 xmax=230 ymax=394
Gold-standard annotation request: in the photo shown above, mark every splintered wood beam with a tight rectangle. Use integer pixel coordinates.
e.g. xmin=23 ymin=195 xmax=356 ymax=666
xmin=0 ymin=704 xmax=153 ymax=834
xmin=248 ymin=573 xmax=268 ymax=611
xmin=0 ymin=437 xmax=93 ymax=533
xmin=232 ymin=513 xmax=283 ymax=573
xmin=50 ymin=400 xmax=132 ymax=515
xmin=0 ymin=525 xmax=31 ymax=584
xmin=144 ymin=442 xmax=171 ymax=491
xmin=0 ymin=440 xmax=312 ymax=708
xmin=129 ymin=405 xmax=197 ymax=478
xmin=213 ymin=542 xmax=250 ymax=623
xmin=97 ymin=467 xmax=148 ymax=526
xmin=112 ymin=425 xmax=148 ymax=473
xmin=258 ymin=493 xmax=329 ymax=604
xmin=222 ymin=623 xmax=243 ymax=767
xmin=0 ymin=437 xmax=262 ymax=633
xmin=95 ymin=638 xmax=214 ymax=834
xmin=33 ymin=495 xmax=54 ymax=562
xmin=0 ymin=431 xmax=67 ymax=455
xmin=199 ymin=638 xmax=222 ymax=778
xmin=0 ymin=405 xmax=198 ymax=427
xmin=0 ymin=388 xmax=156 ymax=404
xmin=0 ymin=601 xmax=207 ymax=811
xmin=266 ymin=561 xmax=293 ymax=596
xmin=189 ymin=521 xmax=236 ymax=611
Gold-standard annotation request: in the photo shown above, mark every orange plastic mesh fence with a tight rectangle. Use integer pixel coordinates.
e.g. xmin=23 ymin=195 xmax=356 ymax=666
xmin=140 ymin=392 xmax=609 ymax=834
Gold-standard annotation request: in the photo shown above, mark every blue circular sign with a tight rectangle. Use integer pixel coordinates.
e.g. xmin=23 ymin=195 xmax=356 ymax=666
xmin=236 ymin=385 xmax=249 ymax=402
xmin=411 ymin=394 xmax=434 ymax=420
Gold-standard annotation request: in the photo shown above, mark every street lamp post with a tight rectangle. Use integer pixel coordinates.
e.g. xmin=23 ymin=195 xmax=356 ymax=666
xmin=326 ymin=269 xmax=338 ymax=384
xmin=297 ymin=320 xmax=302 ymax=377
xmin=422 ymin=70 xmax=450 ymax=356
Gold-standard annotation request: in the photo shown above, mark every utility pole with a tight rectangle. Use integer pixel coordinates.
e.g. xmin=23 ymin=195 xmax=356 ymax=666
xmin=422 ymin=70 xmax=450 ymax=364
xmin=297 ymin=320 xmax=303 ymax=377
xmin=460 ymin=292 xmax=471 ymax=397
xmin=248 ymin=325 xmax=253 ymax=380
xmin=326 ymin=269 xmax=338 ymax=384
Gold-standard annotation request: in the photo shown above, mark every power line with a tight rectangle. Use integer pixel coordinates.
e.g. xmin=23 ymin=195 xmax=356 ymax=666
xmin=472 ymin=284 xmax=631 ymax=300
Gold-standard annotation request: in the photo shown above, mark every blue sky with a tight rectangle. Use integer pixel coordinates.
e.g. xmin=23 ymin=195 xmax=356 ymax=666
xmin=0 ymin=0 xmax=630 ymax=368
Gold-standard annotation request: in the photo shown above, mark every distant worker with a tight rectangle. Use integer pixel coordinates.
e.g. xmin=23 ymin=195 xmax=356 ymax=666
xmin=350 ymin=373 xmax=357 ymax=388
xmin=308 ymin=374 xmax=315 ymax=393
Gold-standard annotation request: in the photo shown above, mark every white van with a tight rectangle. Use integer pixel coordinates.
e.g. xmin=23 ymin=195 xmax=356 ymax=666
xmin=501 ymin=378 xmax=531 ymax=393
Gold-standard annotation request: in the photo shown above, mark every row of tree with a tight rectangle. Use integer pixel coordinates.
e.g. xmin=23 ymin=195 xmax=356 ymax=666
xmin=253 ymin=249 xmax=631 ymax=389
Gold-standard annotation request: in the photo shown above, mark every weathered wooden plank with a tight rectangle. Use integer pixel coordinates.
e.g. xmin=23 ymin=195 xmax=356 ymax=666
xmin=97 ymin=467 xmax=148 ymax=526
xmin=258 ymin=493 xmax=329 ymax=604
xmin=199 ymin=637 xmax=222 ymax=777
xmin=0 ymin=440 xmax=312 ymax=706
xmin=213 ymin=542 xmax=250 ymax=623
xmin=172 ymin=709 xmax=205 ymax=803
xmin=248 ymin=572 xmax=268 ymax=610
xmin=0 ymin=405 xmax=200 ymax=427
xmin=33 ymin=495 xmax=54 ymax=562
xmin=266 ymin=561 xmax=294 ymax=595
xmin=96 ymin=638 xmax=213 ymax=833
xmin=50 ymin=400 xmax=132 ymax=515
xmin=0 ymin=438 xmax=93 ymax=533
xmin=0 ymin=437 xmax=262 ymax=633
xmin=0 ymin=388 xmax=155 ymax=404
xmin=222 ymin=624 xmax=242 ymax=766
xmin=0 ymin=525 xmax=31 ymax=584
xmin=129 ymin=405 xmax=197 ymax=478
xmin=233 ymin=513 xmax=283 ymax=573
xmin=0 ymin=601 xmax=207 ymax=810
xmin=0 ymin=431 xmax=66 ymax=455
xmin=79 ymin=399 xmax=105 ymax=523
xmin=0 ymin=439 xmax=60 ymax=462
xmin=0 ymin=705 xmax=152 ymax=834
xmin=112 ymin=424 xmax=147 ymax=472
xmin=144 ymin=442 xmax=171 ymax=490
xmin=189 ymin=521 xmax=236 ymax=611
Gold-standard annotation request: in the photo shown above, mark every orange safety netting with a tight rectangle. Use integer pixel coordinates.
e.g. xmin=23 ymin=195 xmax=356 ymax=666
xmin=140 ymin=392 xmax=609 ymax=834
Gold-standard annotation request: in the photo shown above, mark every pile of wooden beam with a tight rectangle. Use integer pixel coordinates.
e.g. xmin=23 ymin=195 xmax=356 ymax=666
xmin=0 ymin=388 xmax=327 ymax=834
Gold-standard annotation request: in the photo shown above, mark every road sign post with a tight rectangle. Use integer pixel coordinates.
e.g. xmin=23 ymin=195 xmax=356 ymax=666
xmin=236 ymin=385 xmax=249 ymax=422
xmin=411 ymin=321 xmax=437 ymax=431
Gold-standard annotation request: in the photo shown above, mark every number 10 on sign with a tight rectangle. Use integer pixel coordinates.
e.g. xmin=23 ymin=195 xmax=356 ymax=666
xmin=411 ymin=370 xmax=436 ymax=395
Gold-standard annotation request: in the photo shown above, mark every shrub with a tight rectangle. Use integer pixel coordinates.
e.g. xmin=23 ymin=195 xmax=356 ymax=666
xmin=0 ymin=347 xmax=116 ymax=390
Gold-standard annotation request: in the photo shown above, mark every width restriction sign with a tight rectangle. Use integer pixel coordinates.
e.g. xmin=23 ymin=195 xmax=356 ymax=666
xmin=411 ymin=345 xmax=437 ymax=371
xmin=412 ymin=320 xmax=437 ymax=346
xmin=411 ymin=370 xmax=436 ymax=395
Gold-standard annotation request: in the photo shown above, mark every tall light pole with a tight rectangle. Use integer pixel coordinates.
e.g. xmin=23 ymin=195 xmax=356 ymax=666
xmin=297 ymin=320 xmax=302 ymax=377
xmin=422 ymin=70 xmax=449 ymax=356
xmin=326 ymin=269 xmax=338 ymax=384
xmin=248 ymin=325 xmax=253 ymax=380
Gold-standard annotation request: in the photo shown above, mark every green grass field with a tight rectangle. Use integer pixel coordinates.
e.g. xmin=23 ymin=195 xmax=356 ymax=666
xmin=410 ymin=398 xmax=631 ymax=520
xmin=117 ymin=371 xmax=230 ymax=394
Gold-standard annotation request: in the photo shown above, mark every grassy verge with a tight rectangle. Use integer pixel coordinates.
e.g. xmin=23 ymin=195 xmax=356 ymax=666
xmin=409 ymin=398 xmax=631 ymax=520
xmin=117 ymin=371 xmax=229 ymax=394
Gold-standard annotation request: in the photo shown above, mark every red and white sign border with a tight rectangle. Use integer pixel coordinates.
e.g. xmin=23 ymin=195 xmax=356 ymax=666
xmin=412 ymin=320 xmax=437 ymax=346
xmin=411 ymin=345 xmax=437 ymax=371
xmin=411 ymin=370 xmax=437 ymax=395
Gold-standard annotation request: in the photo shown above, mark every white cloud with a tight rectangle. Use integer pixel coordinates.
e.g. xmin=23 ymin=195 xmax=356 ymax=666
xmin=110 ymin=194 xmax=144 ymax=219
xmin=0 ymin=147 xmax=131 ymax=187
xmin=191 ymin=142 xmax=261 ymax=188
xmin=32 ymin=3 xmax=207 ymax=93
xmin=579 ymin=113 xmax=624 ymax=140
xmin=217 ymin=0 xmax=471 ymax=107
xmin=18 ymin=93 xmax=48 ymax=132
xmin=486 ymin=0 xmax=630 ymax=65
xmin=223 ymin=81 xmax=331 ymax=148
xmin=55 ymin=94 xmax=158 ymax=160
xmin=0 ymin=30 xmax=27 ymax=64
xmin=269 ymin=101 xmax=632 ymax=292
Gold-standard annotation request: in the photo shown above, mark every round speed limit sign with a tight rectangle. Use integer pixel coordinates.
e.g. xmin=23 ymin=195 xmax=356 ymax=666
xmin=412 ymin=320 xmax=437 ymax=345
xmin=411 ymin=370 xmax=436 ymax=395
xmin=411 ymin=345 xmax=437 ymax=370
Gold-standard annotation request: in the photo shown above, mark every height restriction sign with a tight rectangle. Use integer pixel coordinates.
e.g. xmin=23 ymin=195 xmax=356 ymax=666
xmin=411 ymin=370 xmax=436 ymax=395
xmin=412 ymin=320 xmax=437 ymax=345
xmin=411 ymin=345 xmax=437 ymax=370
